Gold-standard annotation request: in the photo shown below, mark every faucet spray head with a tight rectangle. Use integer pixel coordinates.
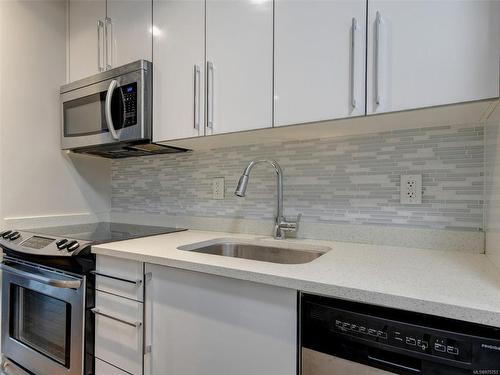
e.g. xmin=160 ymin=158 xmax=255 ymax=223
xmin=235 ymin=174 xmax=249 ymax=197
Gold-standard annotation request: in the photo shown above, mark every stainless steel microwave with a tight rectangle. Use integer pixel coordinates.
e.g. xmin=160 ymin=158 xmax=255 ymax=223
xmin=60 ymin=60 xmax=186 ymax=158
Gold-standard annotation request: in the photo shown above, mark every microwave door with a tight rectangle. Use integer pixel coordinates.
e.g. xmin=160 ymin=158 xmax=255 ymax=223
xmin=61 ymin=79 xmax=118 ymax=150
xmin=61 ymin=73 xmax=143 ymax=150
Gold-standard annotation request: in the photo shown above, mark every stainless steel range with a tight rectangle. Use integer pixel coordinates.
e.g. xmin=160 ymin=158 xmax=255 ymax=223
xmin=0 ymin=222 xmax=185 ymax=375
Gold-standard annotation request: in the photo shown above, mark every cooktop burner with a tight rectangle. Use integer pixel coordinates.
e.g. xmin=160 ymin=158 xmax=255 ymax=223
xmin=0 ymin=222 xmax=186 ymax=257
xmin=26 ymin=222 xmax=186 ymax=244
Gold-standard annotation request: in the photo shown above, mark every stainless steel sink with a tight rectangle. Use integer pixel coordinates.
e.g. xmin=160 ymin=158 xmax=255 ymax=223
xmin=178 ymin=239 xmax=328 ymax=264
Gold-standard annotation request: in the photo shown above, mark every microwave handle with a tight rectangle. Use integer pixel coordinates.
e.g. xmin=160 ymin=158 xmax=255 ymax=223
xmin=0 ymin=262 xmax=82 ymax=289
xmin=105 ymin=79 xmax=120 ymax=140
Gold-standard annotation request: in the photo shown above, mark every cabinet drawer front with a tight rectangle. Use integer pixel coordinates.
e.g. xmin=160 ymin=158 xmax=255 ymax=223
xmin=95 ymin=291 xmax=143 ymax=375
xmin=96 ymin=255 xmax=144 ymax=301
xmin=95 ymin=358 xmax=131 ymax=375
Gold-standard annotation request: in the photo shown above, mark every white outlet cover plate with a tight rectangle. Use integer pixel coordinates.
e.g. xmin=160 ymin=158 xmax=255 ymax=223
xmin=400 ymin=174 xmax=422 ymax=205
xmin=212 ymin=177 xmax=225 ymax=200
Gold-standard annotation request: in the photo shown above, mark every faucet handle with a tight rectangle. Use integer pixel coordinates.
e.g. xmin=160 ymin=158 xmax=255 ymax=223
xmin=281 ymin=213 xmax=302 ymax=232
xmin=293 ymin=213 xmax=302 ymax=226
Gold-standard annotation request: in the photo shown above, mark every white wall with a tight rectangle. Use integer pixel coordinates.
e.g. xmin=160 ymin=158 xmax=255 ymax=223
xmin=0 ymin=0 xmax=110 ymax=229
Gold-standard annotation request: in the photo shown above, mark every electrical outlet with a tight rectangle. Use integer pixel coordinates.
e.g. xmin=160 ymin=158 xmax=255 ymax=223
xmin=212 ymin=177 xmax=225 ymax=200
xmin=400 ymin=174 xmax=422 ymax=205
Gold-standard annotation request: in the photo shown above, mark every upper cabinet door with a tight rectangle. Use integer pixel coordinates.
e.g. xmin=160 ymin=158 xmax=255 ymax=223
xmin=367 ymin=0 xmax=500 ymax=115
xmin=68 ymin=0 xmax=106 ymax=82
xmin=153 ymin=0 xmax=205 ymax=142
xmin=274 ymin=0 xmax=367 ymax=127
xmin=106 ymin=0 xmax=152 ymax=69
xmin=205 ymin=0 xmax=273 ymax=135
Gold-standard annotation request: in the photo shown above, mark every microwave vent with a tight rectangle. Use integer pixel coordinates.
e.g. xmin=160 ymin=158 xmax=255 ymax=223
xmin=71 ymin=141 xmax=189 ymax=159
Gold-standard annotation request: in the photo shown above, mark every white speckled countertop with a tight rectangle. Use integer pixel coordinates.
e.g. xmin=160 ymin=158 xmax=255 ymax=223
xmin=92 ymin=230 xmax=500 ymax=327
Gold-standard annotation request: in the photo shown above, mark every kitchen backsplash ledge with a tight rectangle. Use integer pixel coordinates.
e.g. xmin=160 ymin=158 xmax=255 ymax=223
xmin=109 ymin=212 xmax=484 ymax=253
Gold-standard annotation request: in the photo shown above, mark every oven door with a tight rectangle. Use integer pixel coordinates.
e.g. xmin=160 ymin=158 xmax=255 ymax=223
xmin=1 ymin=259 xmax=85 ymax=375
xmin=61 ymin=69 xmax=149 ymax=150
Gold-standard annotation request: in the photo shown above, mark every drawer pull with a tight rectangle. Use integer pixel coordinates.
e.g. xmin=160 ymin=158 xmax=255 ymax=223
xmin=91 ymin=270 xmax=142 ymax=286
xmin=207 ymin=61 xmax=215 ymax=130
xmin=374 ymin=11 xmax=382 ymax=106
xmin=350 ymin=17 xmax=357 ymax=110
xmin=92 ymin=308 xmax=142 ymax=328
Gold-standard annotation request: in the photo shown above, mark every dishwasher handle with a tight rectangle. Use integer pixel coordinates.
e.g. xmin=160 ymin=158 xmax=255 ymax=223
xmin=368 ymin=354 xmax=421 ymax=373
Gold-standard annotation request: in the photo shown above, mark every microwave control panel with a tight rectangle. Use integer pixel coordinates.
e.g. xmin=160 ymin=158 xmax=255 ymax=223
xmin=122 ymin=82 xmax=137 ymax=127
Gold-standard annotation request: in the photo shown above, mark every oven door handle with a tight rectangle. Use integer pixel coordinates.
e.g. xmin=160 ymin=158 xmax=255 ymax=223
xmin=1 ymin=359 xmax=31 ymax=375
xmin=0 ymin=263 xmax=82 ymax=289
xmin=105 ymin=79 xmax=120 ymax=140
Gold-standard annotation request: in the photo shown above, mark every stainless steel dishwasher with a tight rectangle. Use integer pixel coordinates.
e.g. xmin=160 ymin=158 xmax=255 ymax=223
xmin=300 ymin=293 xmax=500 ymax=375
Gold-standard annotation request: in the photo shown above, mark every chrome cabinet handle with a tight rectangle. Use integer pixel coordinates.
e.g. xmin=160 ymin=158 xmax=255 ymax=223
xmin=97 ymin=20 xmax=105 ymax=72
xmin=207 ymin=61 xmax=215 ymax=130
xmin=105 ymin=17 xmax=113 ymax=70
xmin=105 ymin=79 xmax=120 ymax=140
xmin=90 ymin=270 xmax=142 ymax=286
xmin=350 ymin=17 xmax=357 ymax=110
xmin=374 ymin=11 xmax=382 ymax=106
xmin=0 ymin=263 xmax=82 ymax=289
xmin=92 ymin=308 xmax=142 ymax=328
xmin=194 ymin=65 xmax=201 ymax=130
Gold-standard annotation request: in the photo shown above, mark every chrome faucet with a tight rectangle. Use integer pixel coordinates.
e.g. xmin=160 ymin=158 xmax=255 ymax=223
xmin=235 ymin=160 xmax=301 ymax=240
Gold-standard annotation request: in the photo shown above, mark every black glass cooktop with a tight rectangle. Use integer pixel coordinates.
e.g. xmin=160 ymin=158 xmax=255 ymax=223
xmin=26 ymin=222 xmax=186 ymax=245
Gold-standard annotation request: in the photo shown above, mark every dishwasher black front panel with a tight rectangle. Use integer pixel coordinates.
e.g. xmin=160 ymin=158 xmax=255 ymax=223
xmin=301 ymin=293 xmax=500 ymax=375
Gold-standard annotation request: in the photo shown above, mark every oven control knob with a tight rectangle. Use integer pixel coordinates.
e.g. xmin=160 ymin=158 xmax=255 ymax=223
xmin=56 ymin=239 xmax=69 ymax=249
xmin=66 ymin=241 xmax=80 ymax=252
xmin=9 ymin=232 xmax=20 ymax=241
xmin=1 ymin=230 xmax=12 ymax=238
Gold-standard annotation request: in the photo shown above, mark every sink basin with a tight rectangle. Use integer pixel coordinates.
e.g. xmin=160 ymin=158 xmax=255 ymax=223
xmin=178 ymin=239 xmax=328 ymax=264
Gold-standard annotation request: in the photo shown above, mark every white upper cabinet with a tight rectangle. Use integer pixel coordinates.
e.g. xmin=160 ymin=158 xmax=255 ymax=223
xmin=153 ymin=0 xmax=205 ymax=142
xmin=106 ymin=0 xmax=152 ymax=69
xmin=274 ymin=0 xmax=367 ymax=127
xmin=367 ymin=0 xmax=500 ymax=115
xmin=68 ymin=0 xmax=152 ymax=83
xmin=68 ymin=0 xmax=106 ymax=82
xmin=205 ymin=0 xmax=273 ymax=135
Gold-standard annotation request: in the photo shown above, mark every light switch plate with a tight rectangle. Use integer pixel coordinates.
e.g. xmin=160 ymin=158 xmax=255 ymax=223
xmin=400 ymin=174 xmax=422 ymax=205
xmin=212 ymin=177 xmax=225 ymax=200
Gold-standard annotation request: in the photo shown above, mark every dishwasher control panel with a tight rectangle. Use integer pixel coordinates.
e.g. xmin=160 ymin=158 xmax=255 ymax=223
xmin=331 ymin=315 xmax=471 ymax=363
xmin=301 ymin=294 xmax=500 ymax=375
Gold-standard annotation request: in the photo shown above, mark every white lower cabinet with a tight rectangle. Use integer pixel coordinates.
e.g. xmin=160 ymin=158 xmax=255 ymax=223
xmin=94 ymin=290 xmax=144 ymax=375
xmin=95 ymin=254 xmax=144 ymax=301
xmin=144 ymin=263 xmax=297 ymax=375
xmin=95 ymin=358 xmax=131 ymax=375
